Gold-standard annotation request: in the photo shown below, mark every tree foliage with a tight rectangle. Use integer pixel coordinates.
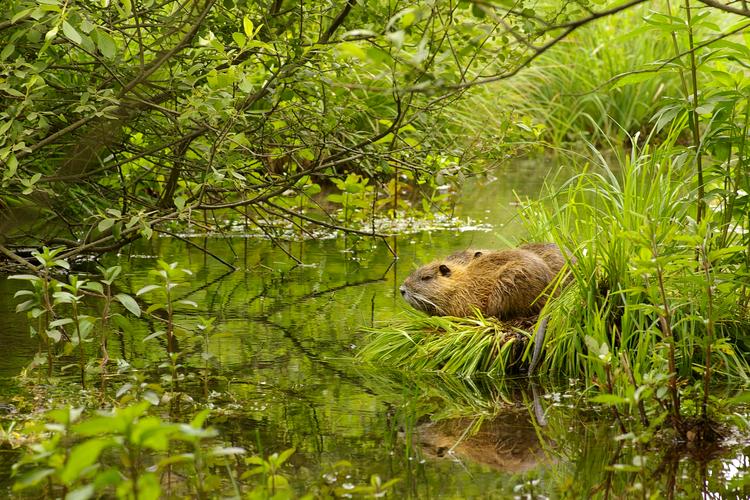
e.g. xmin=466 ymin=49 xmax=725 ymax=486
xmin=1 ymin=0 xmax=749 ymax=268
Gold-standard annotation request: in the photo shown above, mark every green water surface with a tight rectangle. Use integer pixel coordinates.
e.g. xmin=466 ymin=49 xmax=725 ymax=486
xmin=0 ymin=160 xmax=748 ymax=498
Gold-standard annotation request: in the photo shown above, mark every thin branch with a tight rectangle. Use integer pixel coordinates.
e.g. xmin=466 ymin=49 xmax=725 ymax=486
xmin=263 ymin=200 xmax=386 ymax=238
xmin=0 ymin=243 xmax=38 ymax=271
xmin=119 ymin=0 xmax=217 ymax=96
xmin=320 ymin=0 xmax=357 ymax=43
xmin=155 ymin=228 xmax=238 ymax=271
xmin=697 ymin=0 xmax=750 ymax=15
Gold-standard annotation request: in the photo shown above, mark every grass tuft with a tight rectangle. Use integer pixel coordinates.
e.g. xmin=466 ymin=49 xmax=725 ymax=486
xmin=520 ymin=135 xmax=750 ymax=384
xmin=359 ymin=312 xmax=535 ymax=378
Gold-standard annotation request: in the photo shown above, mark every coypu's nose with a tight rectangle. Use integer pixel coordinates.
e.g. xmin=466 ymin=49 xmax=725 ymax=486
xmin=399 ymin=286 xmax=406 ymax=296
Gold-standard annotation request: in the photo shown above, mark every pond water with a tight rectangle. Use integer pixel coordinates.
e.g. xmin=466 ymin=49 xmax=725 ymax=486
xmin=0 ymin=159 xmax=748 ymax=498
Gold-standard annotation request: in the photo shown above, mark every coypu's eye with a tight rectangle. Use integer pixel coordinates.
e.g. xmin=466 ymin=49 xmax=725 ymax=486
xmin=439 ymin=264 xmax=451 ymax=276
xmin=473 ymin=251 xmax=483 ymax=258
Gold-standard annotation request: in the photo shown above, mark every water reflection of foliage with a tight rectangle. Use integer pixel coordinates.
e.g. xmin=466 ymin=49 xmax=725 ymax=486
xmin=359 ymin=369 xmax=750 ymax=498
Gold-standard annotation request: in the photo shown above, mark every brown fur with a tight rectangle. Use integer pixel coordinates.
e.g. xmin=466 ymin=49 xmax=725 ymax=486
xmin=400 ymin=243 xmax=569 ymax=320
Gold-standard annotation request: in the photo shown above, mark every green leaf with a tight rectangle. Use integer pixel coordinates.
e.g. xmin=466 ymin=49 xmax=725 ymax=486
xmin=190 ymin=408 xmax=211 ymax=428
xmin=142 ymin=391 xmax=160 ymax=405
xmin=60 ymin=438 xmax=113 ymax=485
xmin=12 ymin=468 xmax=55 ymax=491
xmin=275 ymin=447 xmax=295 ymax=466
xmin=728 ymin=392 xmax=750 ymax=404
xmin=115 ymin=294 xmax=141 ymax=317
xmin=65 ymin=484 xmax=96 ymax=500
xmin=75 ymin=416 xmax=124 ymax=436
xmin=79 ymin=18 xmax=95 ymax=34
xmin=98 ymin=218 xmax=114 ymax=233
xmin=401 ymin=10 xmax=416 ymax=28
xmin=136 ymin=285 xmax=160 ymax=296
xmin=174 ymin=196 xmax=186 ymax=211
xmin=232 ymin=32 xmax=246 ymax=47
xmin=62 ymin=21 xmax=82 ymax=44
xmin=337 ymin=41 xmax=367 ymax=60
xmin=120 ymin=0 xmax=133 ymax=17
xmin=268 ymin=474 xmax=289 ymax=490
xmin=45 ymin=27 xmax=59 ymax=42
xmin=95 ymin=30 xmax=116 ymax=59
xmin=0 ymin=43 xmax=15 ymax=61
xmin=49 ymin=318 xmax=74 ymax=328
xmin=10 ymin=8 xmax=34 ymax=24
xmin=47 ymin=329 xmax=63 ymax=342
xmin=143 ymin=331 xmax=165 ymax=342
xmin=243 ymin=16 xmax=254 ymax=38
xmin=590 ymin=394 xmax=629 ymax=405
xmin=132 ymin=417 xmax=173 ymax=450
xmin=82 ymin=282 xmax=104 ymax=294
xmin=8 ymin=274 xmax=40 ymax=281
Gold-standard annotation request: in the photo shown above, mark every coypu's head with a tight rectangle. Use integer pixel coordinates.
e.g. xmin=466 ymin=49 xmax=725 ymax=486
xmin=400 ymin=261 xmax=459 ymax=315
xmin=399 ymin=253 xmax=482 ymax=315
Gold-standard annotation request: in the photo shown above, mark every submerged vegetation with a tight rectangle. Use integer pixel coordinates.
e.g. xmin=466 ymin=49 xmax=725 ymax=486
xmin=1 ymin=0 xmax=750 ymax=497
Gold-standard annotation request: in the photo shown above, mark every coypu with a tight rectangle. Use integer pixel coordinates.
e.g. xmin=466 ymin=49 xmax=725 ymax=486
xmin=400 ymin=243 xmax=568 ymax=320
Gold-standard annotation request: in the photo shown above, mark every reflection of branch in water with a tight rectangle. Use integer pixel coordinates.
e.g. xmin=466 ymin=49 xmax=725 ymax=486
xmin=155 ymin=228 xmax=237 ymax=270
xmin=257 ymin=316 xmax=376 ymax=397
xmin=175 ymin=268 xmax=235 ymax=303
xmin=247 ymin=275 xmax=388 ymax=321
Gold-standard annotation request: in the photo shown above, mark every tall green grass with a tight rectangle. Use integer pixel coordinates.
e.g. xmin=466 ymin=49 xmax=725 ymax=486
xmin=452 ymin=4 xmax=682 ymax=149
xmin=521 ymin=135 xmax=750 ymax=388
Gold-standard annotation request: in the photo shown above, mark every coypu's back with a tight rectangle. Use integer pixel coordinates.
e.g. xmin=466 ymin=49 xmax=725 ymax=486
xmin=520 ymin=243 xmax=569 ymax=277
xmin=400 ymin=243 xmax=569 ymax=320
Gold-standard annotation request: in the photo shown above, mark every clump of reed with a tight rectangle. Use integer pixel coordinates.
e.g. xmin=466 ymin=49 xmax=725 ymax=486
xmin=359 ymin=312 xmax=534 ymax=378
xmin=521 ymin=137 xmax=750 ymax=384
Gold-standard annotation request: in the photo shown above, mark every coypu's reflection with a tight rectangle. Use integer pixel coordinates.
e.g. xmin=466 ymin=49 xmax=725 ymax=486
xmin=413 ymin=409 xmax=546 ymax=473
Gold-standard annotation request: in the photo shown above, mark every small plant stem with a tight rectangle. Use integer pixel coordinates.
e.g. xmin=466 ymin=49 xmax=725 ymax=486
xmin=666 ymin=0 xmax=705 ymax=223
xmin=684 ymin=0 xmax=706 ymax=224
xmin=71 ymin=301 xmax=86 ymax=388
xmin=203 ymin=328 xmax=209 ymax=399
xmin=620 ymin=353 xmax=649 ymax=427
xmin=718 ymin=104 xmax=736 ymax=248
xmin=165 ymin=278 xmax=177 ymax=393
xmin=194 ymin=442 xmax=206 ymax=499
xmin=41 ymin=275 xmax=53 ymax=377
xmin=36 ymin=315 xmax=46 ymax=381
xmin=665 ymin=0 xmax=691 ymax=101
xmin=129 ymin=445 xmax=140 ymax=499
xmin=737 ymin=100 xmax=750 ymax=312
xmin=167 ymin=285 xmax=174 ymax=355
xmin=100 ymin=284 xmax=111 ymax=394
xmin=700 ymin=242 xmax=714 ymax=422
xmin=605 ymin=364 xmax=628 ymax=434
xmin=653 ymin=246 xmax=682 ymax=432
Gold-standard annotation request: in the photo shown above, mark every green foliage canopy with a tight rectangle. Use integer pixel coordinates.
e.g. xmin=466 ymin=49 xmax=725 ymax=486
xmin=0 ymin=0 xmax=748 ymax=267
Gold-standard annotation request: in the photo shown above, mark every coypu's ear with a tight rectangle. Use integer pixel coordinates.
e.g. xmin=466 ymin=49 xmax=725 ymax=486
xmin=473 ymin=251 xmax=483 ymax=258
xmin=439 ymin=264 xmax=451 ymax=276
